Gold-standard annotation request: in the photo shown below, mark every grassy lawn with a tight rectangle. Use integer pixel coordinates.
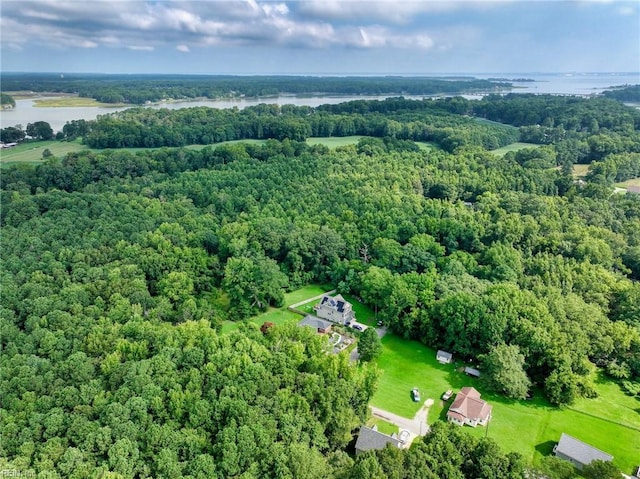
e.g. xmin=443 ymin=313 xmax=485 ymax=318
xmin=33 ymin=97 xmax=123 ymax=107
xmin=0 ymin=140 xmax=89 ymax=167
xmin=572 ymin=163 xmax=591 ymax=178
xmin=416 ymin=141 xmax=438 ymax=151
xmin=490 ymin=142 xmax=540 ymax=157
xmin=367 ymin=417 xmax=399 ymax=436
xmin=220 ymin=284 xmax=334 ymax=334
xmin=0 ymin=139 xmax=269 ymax=168
xmin=616 ymin=177 xmax=640 ymax=188
xmin=371 ymin=334 xmax=640 ymax=473
xmin=306 ymin=136 xmax=363 ymax=148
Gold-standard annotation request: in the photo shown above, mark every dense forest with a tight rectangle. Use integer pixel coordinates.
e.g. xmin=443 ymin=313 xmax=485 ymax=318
xmin=0 ymin=73 xmax=510 ymax=105
xmin=1 ymin=91 xmax=639 ymax=478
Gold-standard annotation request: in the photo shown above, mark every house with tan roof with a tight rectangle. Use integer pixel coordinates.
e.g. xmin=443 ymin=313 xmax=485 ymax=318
xmin=446 ymin=387 xmax=492 ymax=427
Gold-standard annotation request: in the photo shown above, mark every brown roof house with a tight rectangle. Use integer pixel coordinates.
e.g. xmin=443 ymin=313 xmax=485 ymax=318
xmin=553 ymin=433 xmax=613 ymax=470
xmin=314 ymin=294 xmax=354 ymax=325
xmin=447 ymin=387 xmax=492 ymax=427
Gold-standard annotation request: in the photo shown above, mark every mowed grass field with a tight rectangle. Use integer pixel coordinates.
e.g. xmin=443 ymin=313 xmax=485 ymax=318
xmin=490 ymin=142 xmax=540 ymax=156
xmin=33 ymin=97 xmax=122 ymax=108
xmin=371 ymin=334 xmax=640 ymax=473
xmin=220 ymin=284 xmax=333 ymax=334
xmin=616 ymin=177 xmax=640 ymax=188
xmin=306 ymin=136 xmax=362 ymax=148
xmin=0 ymin=139 xmax=268 ymax=168
xmin=572 ymin=163 xmax=591 ymax=178
xmin=0 ymin=140 xmax=89 ymax=167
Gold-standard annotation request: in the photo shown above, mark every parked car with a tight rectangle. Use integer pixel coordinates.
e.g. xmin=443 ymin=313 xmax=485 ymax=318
xmin=441 ymin=389 xmax=453 ymax=401
xmin=345 ymin=321 xmax=351 ymax=326
xmin=411 ymin=387 xmax=421 ymax=402
xmin=352 ymin=324 xmax=363 ymax=331
xmin=376 ymin=320 xmax=384 ymax=326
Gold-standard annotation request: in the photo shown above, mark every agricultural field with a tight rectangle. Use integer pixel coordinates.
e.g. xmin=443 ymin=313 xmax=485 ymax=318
xmin=371 ymin=333 xmax=640 ymax=473
xmin=490 ymin=142 xmax=540 ymax=156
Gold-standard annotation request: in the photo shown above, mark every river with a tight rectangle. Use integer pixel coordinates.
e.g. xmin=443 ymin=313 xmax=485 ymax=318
xmin=1 ymin=72 xmax=638 ymax=132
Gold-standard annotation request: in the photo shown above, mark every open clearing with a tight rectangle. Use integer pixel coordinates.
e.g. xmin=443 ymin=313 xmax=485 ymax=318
xmin=2 ymin=137 xmax=436 ymax=168
xmin=220 ymin=284 xmax=333 ymax=334
xmin=0 ymin=140 xmax=89 ymax=167
xmin=372 ymin=333 xmax=640 ymax=473
xmin=572 ymin=163 xmax=591 ymax=178
xmin=0 ymin=139 xmax=268 ymax=168
xmin=33 ymin=97 xmax=123 ymax=108
xmin=490 ymin=142 xmax=540 ymax=156
xmin=616 ymin=177 xmax=640 ymax=188
xmin=306 ymin=136 xmax=362 ymax=148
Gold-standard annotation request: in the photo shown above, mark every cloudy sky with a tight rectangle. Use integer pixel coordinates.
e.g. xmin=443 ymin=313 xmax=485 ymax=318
xmin=1 ymin=0 xmax=638 ymax=74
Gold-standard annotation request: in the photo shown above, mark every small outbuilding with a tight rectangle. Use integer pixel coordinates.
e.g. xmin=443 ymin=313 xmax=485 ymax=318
xmin=464 ymin=366 xmax=481 ymax=378
xmin=553 ymin=433 xmax=613 ymax=470
xmin=436 ymin=350 xmax=453 ymax=364
xmin=355 ymin=426 xmax=403 ymax=455
xmin=298 ymin=315 xmax=333 ymax=334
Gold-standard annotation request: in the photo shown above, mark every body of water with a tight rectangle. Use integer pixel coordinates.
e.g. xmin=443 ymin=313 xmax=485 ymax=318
xmin=1 ymin=72 xmax=638 ymax=132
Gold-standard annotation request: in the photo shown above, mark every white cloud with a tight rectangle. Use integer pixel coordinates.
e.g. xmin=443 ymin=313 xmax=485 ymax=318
xmin=129 ymin=45 xmax=155 ymax=51
xmin=176 ymin=44 xmax=190 ymax=52
xmin=616 ymin=5 xmax=636 ymax=15
xmin=296 ymin=0 xmax=511 ymax=23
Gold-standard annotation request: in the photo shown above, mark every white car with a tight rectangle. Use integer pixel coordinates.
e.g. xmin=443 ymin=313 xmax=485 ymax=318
xmin=412 ymin=388 xmax=421 ymax=402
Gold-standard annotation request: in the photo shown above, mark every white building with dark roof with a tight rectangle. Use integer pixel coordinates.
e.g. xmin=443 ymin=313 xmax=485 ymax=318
xmin=553 ymin=433 xmax=613 ymax=469
xmin=436 ymin=350 xmax=453 ymax=364
xmin=314 ymin=294 xmax=354 ymax=325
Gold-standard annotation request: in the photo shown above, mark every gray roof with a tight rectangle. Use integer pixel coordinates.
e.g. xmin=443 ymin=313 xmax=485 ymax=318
xmin=298 ymin=315 xmax=333 ymax=330
xmin=437 ymin=350 xmax=453 ymax=360
xmin=355 ymin=426 xmax=402 ymax=452
xmin=555 ymin=433 xmax=613 ymax=465
xmin=464 ymin=367 xmax=481 ymax=377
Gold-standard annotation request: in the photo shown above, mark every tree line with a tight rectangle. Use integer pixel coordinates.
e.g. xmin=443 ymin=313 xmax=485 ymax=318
xmin=0 ymin=73 xmax=511 ymax=104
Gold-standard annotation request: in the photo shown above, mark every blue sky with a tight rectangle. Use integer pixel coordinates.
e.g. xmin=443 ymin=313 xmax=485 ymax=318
xmin=1 ymin=0 xmax=638 ymax=74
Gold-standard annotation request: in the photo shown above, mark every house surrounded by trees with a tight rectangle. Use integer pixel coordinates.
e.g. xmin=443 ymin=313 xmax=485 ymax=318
xmin=314 ymin=294 xmax=355 ymax=325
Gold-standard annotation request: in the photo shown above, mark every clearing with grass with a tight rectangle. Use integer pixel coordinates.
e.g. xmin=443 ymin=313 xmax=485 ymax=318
xmin=490 ymin=142 xmax=541 ymax=156
xmin=371 ymin=333 xmax=640 ymax=473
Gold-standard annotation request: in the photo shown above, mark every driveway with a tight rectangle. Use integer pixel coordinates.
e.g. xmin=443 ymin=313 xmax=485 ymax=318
xmin=349 ymin=326 xmax=388 ymax=362
xmin=370 ymin=399 xmax=432 ymax=437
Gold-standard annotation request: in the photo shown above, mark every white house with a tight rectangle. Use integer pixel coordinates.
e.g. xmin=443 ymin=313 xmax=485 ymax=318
xmin=447 ymin=387 xmax=492 ymax=427
xmin=436 ymin=350 xmax=453 ymax=364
